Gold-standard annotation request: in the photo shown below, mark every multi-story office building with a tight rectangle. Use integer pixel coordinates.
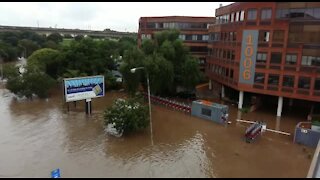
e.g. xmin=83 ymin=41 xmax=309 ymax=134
xmin=206 ymin=2 xmax=320 ymax=116
xmin=138 ymin=16 xmax=215 ymax=71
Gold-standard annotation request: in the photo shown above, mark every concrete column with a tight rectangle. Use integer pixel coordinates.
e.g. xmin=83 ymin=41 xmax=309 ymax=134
xmin=238 ymin=91 xmax=244 ymax=109
xmin=277 ymin=96 xmax=283 ymax=117
xmin=209 ymin=79 xmax=212 ymax=90
xmin=221 ymin=85 xmax=225 ymax=99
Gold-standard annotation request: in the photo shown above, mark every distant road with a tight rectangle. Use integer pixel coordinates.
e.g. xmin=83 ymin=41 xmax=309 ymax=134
xmin=0 ymin=25 xmax=137 ymax=39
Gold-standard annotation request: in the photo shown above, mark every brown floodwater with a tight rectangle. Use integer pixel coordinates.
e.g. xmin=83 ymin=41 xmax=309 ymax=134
xmin=0 ymin=83 xmax=314 ymax=177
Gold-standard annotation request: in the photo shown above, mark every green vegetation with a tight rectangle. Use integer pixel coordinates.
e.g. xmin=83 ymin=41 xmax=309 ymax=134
xmin=104 ymin=97 xmax=149 ymax=135
xmin=120 ymin=29 xmax=203 ymax=96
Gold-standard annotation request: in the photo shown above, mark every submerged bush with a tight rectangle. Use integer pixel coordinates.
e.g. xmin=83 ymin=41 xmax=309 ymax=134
xmin=104 ymin=98 xmax=149 ymax=136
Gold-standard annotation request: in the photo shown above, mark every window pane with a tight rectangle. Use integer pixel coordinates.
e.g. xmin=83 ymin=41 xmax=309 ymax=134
xmin=285 ymin=54 xmax=297 ymax=65
xmin=240 ymin=10 xmax=245 ymax=21
xmin=201 ymin=108 xmax=212 ymax=117
xmin=248 ymin=9 xmax=257 ymax=20
xmin=273 ymin=30 xmax=285 ymax=42
xmin=283 ymin=76 xmax=294 ymax=87
xmin=254 ymin=73 xmax=265 ymax=84
xmin=298 ymin=77 xmax=311 ymax=89
xmin=257 ymin=52 xmax=267 ymax=63
xmin=315 ymin=79 xmax=320 ymax=90
xmin=262 ymin=9 xmax=272 ymax=20
xmin=271 ymin=53 xmax=282 ymax=64
xmin=268 ymin=74 xmax=279 ymax=85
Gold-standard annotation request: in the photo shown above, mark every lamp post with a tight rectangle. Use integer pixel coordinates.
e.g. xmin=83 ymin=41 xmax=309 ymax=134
xmin=0 ymin=55 xmax=3 ymax=82
xmin=130 ymin=67 xmax=153 ymax=146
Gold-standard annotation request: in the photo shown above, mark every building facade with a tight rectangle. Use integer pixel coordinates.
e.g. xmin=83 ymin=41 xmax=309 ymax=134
xmin=138 ymin=16 xmax=215 ymax=71
xmin=206 ymin=2 xmax=320 ymax=116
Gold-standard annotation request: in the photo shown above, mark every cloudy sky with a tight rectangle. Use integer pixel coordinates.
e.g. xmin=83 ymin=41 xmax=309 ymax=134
xmin=0 ymin=2 xmax=232 ymax=32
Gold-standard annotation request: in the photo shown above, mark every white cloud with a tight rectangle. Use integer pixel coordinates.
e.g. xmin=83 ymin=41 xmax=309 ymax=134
xmin=0 ymin=2 xmax=233 ymax=32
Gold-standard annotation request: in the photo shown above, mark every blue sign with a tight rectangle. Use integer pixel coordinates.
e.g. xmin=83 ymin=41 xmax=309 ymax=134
xmin=51 ymin=168 xmax=60 ymax=178
xmin=239 ymin=30 xmax=259 ymax=85
xmin=63 ymin=75 xmax=105 ymax=102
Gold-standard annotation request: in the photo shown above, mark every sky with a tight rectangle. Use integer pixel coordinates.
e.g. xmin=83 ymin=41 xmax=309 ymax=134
xmin=0 ymin=2 xmax=233 ymax=33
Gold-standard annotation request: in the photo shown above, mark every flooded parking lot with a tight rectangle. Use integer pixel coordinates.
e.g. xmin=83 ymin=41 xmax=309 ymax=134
xmin=0 ymin=84 xmax=314 ymax=177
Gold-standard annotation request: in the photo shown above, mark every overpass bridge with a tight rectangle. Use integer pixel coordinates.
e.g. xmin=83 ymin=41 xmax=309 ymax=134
xmin=0 ymin=25 xmax=137 ymax=39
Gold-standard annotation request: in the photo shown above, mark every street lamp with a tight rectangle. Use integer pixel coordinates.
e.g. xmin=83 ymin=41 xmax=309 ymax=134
xmin=0 ymin=55 xmax=3 ymax=82
xmin=130 ymin=67 xmax=153 ymax=146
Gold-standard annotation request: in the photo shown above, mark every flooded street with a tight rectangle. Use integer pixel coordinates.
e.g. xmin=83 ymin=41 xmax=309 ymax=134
xmin=0 ymin=83 xmax=314 ymax=177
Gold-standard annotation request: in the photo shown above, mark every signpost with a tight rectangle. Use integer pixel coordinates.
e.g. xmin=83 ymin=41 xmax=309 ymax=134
xmin=63 ymin=75 xmax=105 ymax=115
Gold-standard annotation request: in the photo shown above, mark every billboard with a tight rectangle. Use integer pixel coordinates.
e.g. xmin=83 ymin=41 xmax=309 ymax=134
xmin=63 ymin=75 xmax=105 ymax=102
xmin=239 ymin=30 xmax=259 ymax=85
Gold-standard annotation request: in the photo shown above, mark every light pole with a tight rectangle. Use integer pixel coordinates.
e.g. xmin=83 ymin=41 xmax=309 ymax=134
xmin=130 ymin=67 xmax=153 ymax=146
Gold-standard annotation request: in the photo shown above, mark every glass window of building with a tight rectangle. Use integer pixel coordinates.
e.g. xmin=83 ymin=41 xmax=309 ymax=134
xmin=231 ymin=13 xmax=235 ymax=22
xmin=257 ymin=52 xmax=267 ymax=63
xmin=302 ymin=56 xmax=320 ymax=66
xmin=192 ymin=35 xmax=197 ymax=41
xmin=261 ymin=8 xmax=272 ymax=20
xmin=315 ymin=8 xmax=320 ymax=19
xmin=197 ymin=35 xmax=202 ymax=41
xmin=254 ymin=73 xmax=265 ymax=84
xmin=202 ymin=35 xmax=209 ymax=41
xmin=273 ymin=30 xmax=285 ymax=42
xmin=179 ymin=34 xmax=186 ymax=41
xmin=231 ymin=50 xmax=235 ymax=61
xmin=285 ymin=54 xmax=297 ymax=65
xmin=247 ymin=9 xmax=257 ymax=20
xmin=289 ymin=8 xmax=305 ymax=18
xmin=259 ymin=31 xmax=270 ymax=42
xmin=270 ymin=53 xmax=282 ymax=64
xmin=147 ymin=22 xmax=156 ymax=28
xmin=315 ymin=79 xmax=320 ymax=90
xmin=240 ymin=10 xmax=245 ymax=21
xmin=283 ymin=76 xmax=295 ymax=87
xmin=298 ymin=77 xmax=311 ymax=89
xmin=235 ymin=11 xmax=240 ymax=22
xmin=186 ymin=34 xmax=192 ymax=41
xmin=268 ymin=74 xmax=279 ymax=86
xmin=233 ymin=32 xmax=237 ymax=41
xmin=230 ymin=69 xmax=234 ymax=78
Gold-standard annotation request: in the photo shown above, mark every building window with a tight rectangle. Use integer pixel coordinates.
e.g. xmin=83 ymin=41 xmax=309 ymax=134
xmin=240 ymin=10 xmax=245 ymax=21
xmin=302 ymin=56 xmax=320 ymax=66
xmin=247 ymin=9 xmax=257 ymax=20
xmin=273 ymin=30 xmax=285 ymax=42
xmin=230 ymin=69 xmax=234 ymax=79
xmin=231 ymin=13 xmax=235 ymax=22
xmin=231 ymin=50 xmax=235 ymax=61
xmin=202 ymin=35 xmax=209 ymax=41
xmin=276 ymin=9 xmax=290 ymax=18
xmin=257 ymin=52 xmax=267 ymax=63
xmin=233 ymin=32 xmax=237 ymax=41
xmin=268 ymin=74 xmax=279 ymax=86
xmin=185 ymin=34 xmax=192 ymax=41
xmin=254 ymin=73 xmax=265 ymax=84
xmin=235 ymin=11 xmax=240 ymax=22
xmin=201 ymin=108 xmax=212 ymax=117
xmin=285 ymin=54 xmax=297 ymax=65
xmin=261 ymin=8 xmax=272 ymax=20
xmin=315 ymin=79 xmax=320 ymax=90
xmin=298 ymin=77 xmax=311 ymax=89
xmin=192 ymin=35 xmax=197 ymax=41
xmin=270 ymin=53 xmax=282 ymax=64
xmin=147 ymin=22 xmax=156 ymax=28
xmin=259 ymin=31 xmax=270 ymax=42
xmin=283 ymin=76 xmax=294 ymax=87
xmin=179 ymin=34 xmax=186 ymax=40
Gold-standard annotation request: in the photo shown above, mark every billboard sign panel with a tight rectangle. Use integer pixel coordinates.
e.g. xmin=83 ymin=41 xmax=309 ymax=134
xmin=239 ymin=30 xmax=259 ymax=85
xmin=64 ymin=75 xmax=104 ymax=102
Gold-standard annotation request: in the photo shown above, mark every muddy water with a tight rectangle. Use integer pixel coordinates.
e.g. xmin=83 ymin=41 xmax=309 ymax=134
xmin=0 ymin=84 xmax=314 ymax=177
